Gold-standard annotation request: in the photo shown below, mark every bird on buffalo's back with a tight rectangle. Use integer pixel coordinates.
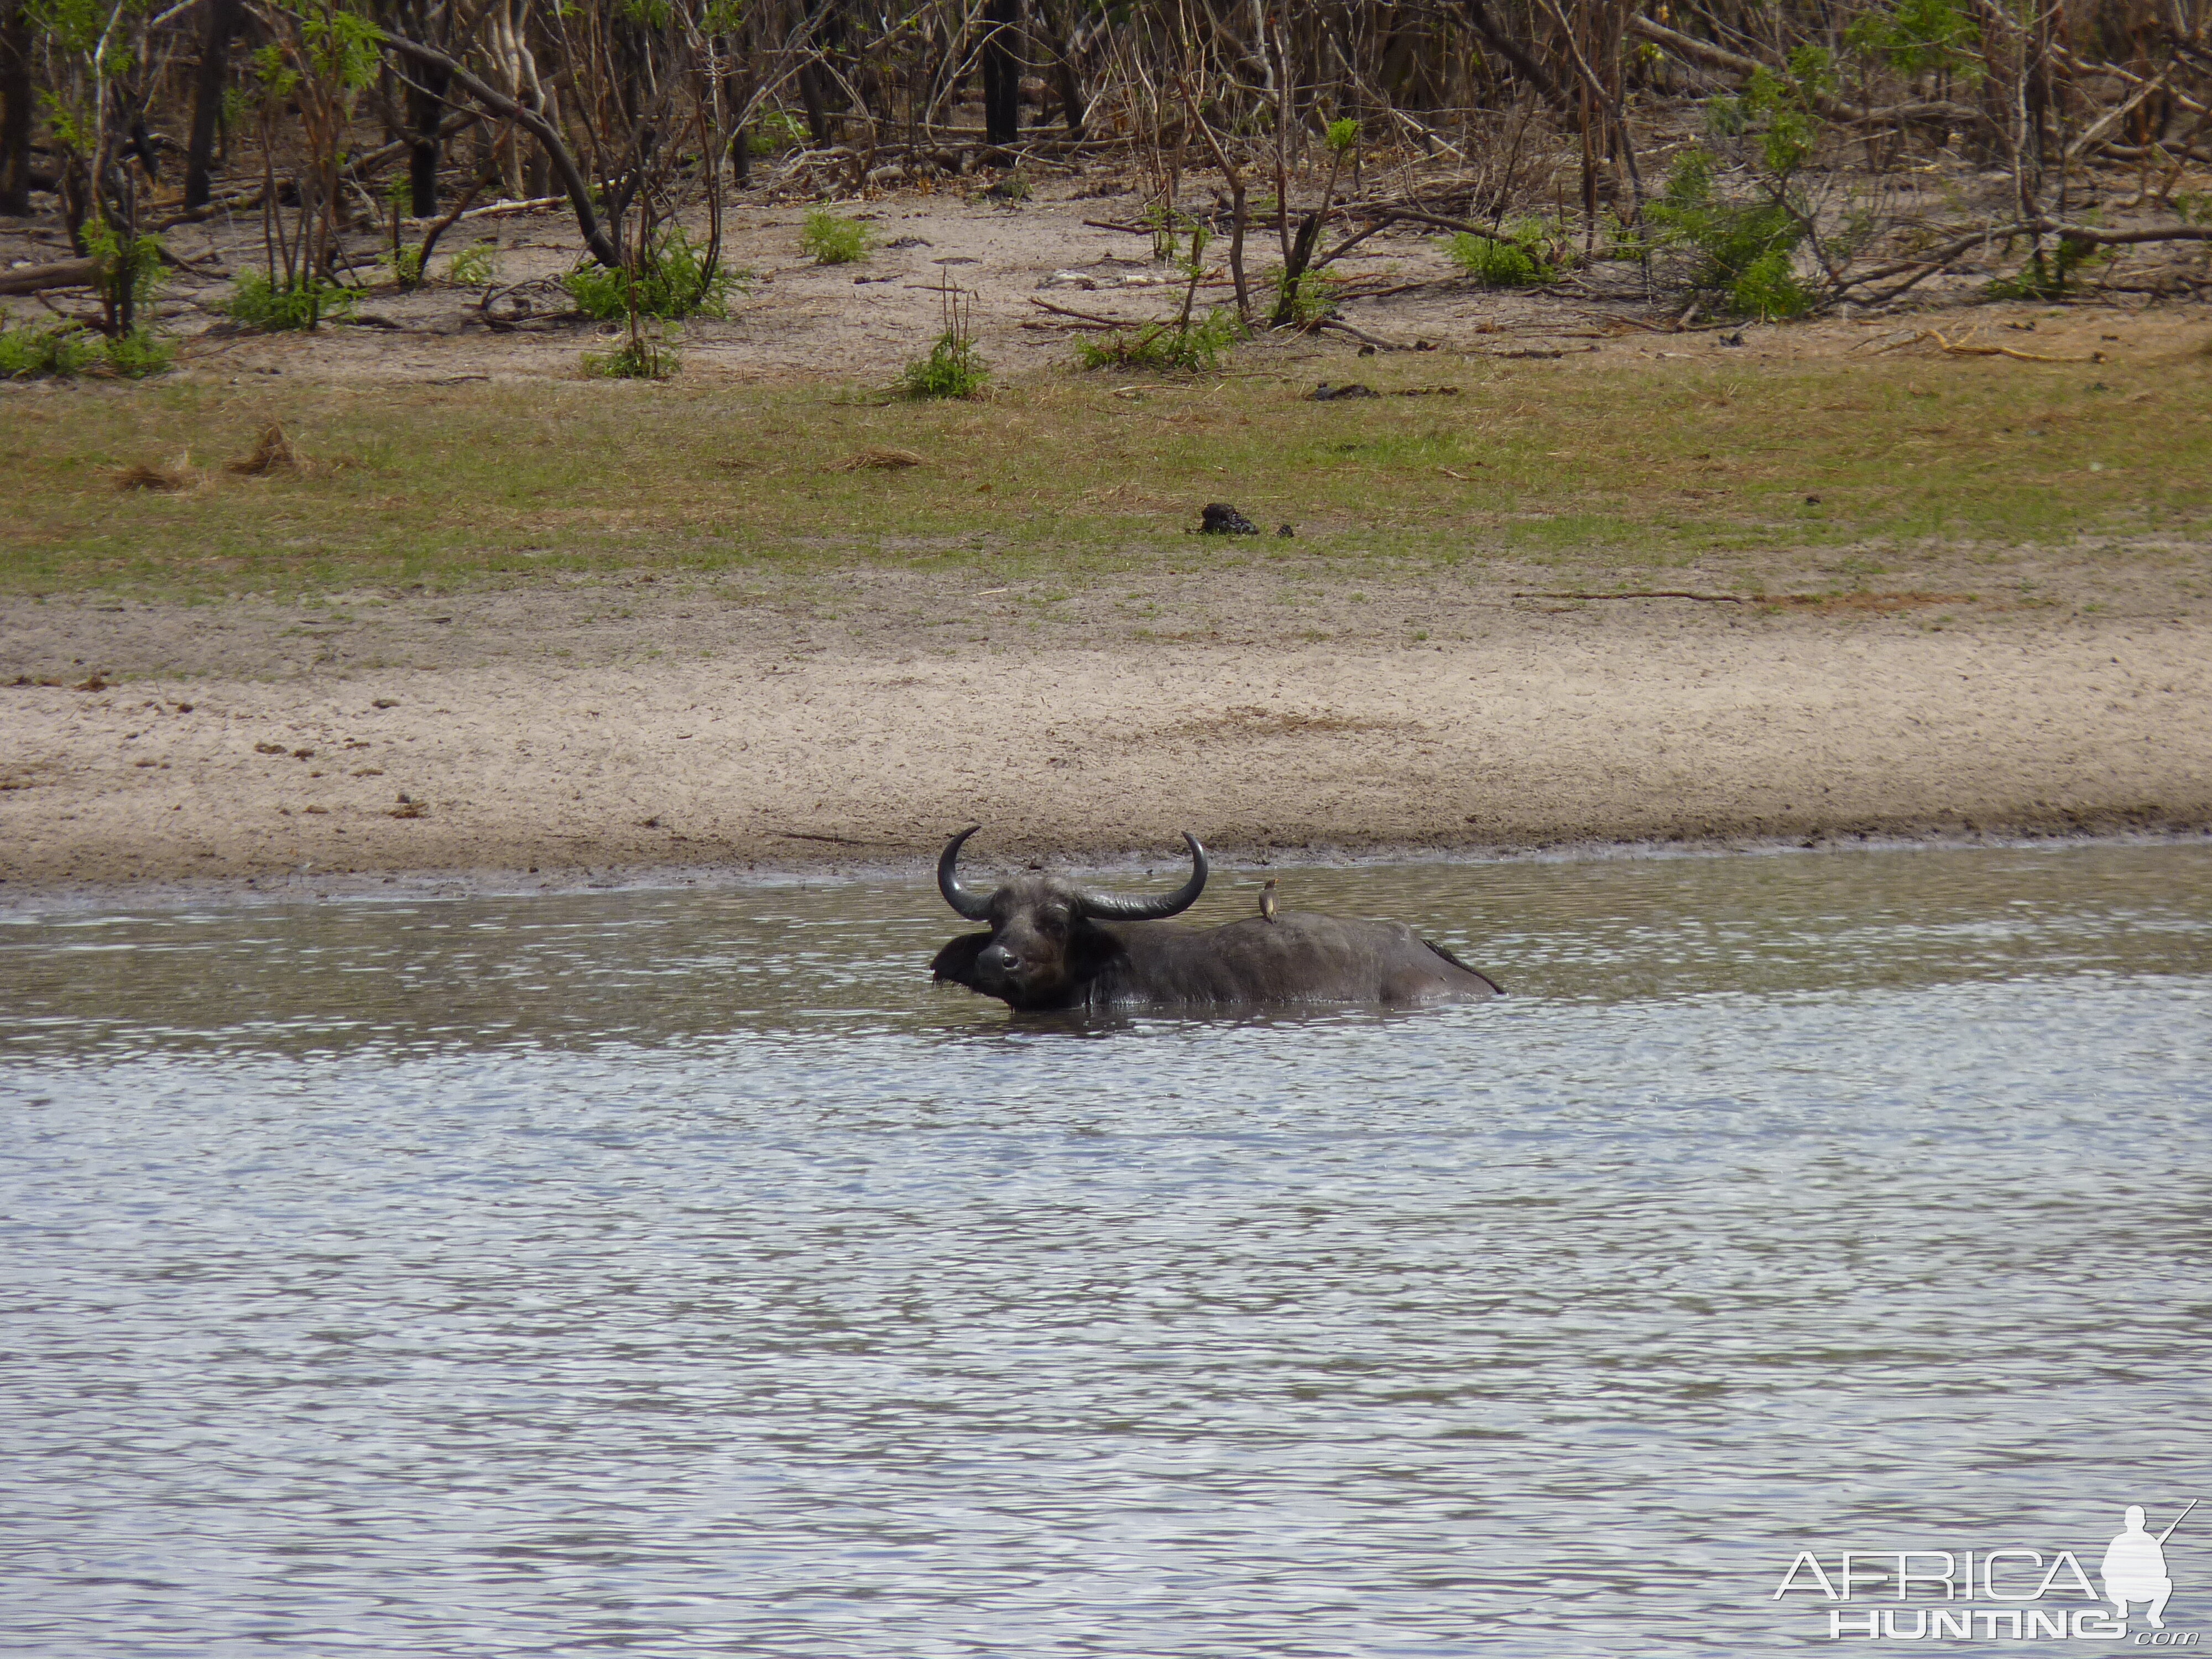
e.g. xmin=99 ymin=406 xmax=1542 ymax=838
xmin=1259 ymin=878 xmax=1279 ymax=924
xmin=930 ymin=827 xmax=1500 ymax=1012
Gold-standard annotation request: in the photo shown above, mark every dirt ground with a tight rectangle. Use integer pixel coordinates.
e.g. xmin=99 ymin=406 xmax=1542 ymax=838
xmin=6 ymin=163 xmax=2211 ymax=899
xmin=8 ymin=154 xmax=2210 ymax=388
xmin=4 ymin=560 xmax=2207 ymax=896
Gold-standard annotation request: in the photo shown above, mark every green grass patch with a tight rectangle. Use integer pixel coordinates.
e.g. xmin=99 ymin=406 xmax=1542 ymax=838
xmin=801 ymin=209 xmax=877 ymax=265
xmin=564 ymin=227 xmax=745 ymax=321
xmin=4 ymin=346 xmax=2205 ymax=599
xmin=226 ymin=272 xmax=359 ymax=331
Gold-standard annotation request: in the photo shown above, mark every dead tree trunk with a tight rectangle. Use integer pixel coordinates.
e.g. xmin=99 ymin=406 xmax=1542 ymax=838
xmin=408 ymin=61 xmax=450 ymax=216
xmin=0 ymin=0 xmax=33 ymax=216
xmin=981 ymin=0 xmax=1020 ymax=147
xmin=183 ymin=0 xmax=242 ymax=210
xmin=1030 ymin=0 xmax=1084 ymax=140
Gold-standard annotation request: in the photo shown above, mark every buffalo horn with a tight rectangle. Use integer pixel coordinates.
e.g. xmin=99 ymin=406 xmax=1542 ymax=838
xmin=1077 ymin=833 xmax=1209 ymax=920
xmin=937 ymin=825 xmax=995 ymax=919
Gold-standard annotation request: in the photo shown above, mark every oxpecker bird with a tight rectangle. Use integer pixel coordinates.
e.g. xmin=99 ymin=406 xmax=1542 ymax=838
xmin=1259 ymin=878 xmax=1279 ymax=924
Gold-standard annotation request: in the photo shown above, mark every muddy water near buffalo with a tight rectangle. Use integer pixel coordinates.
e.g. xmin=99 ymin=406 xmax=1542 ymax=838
xmin=4 ymin=845 xmax=2210 ymax=1657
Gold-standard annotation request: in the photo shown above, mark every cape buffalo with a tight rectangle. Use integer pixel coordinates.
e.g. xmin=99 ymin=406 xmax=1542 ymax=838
xmin=930 ymin=826 xmax=1502 ymax=1012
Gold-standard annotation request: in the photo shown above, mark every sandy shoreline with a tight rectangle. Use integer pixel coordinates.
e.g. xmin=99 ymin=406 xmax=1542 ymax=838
xmin=6 ymin=573 xmax=2208 ymax=902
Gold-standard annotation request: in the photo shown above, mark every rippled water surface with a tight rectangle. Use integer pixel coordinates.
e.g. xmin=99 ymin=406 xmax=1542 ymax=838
xmin=5 ymin=845 xmax=2211 ymax=1657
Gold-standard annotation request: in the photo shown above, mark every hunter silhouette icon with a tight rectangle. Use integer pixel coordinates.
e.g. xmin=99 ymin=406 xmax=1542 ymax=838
xmin=2104 ymin=1500 xmax=2195 ymax=1628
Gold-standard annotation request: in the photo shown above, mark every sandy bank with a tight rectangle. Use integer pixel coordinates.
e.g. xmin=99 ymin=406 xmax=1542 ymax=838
xmin=4 ymin=576 xmax=2206 ymax=896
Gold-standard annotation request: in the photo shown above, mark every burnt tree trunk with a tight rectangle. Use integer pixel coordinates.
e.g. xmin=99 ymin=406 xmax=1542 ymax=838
xmin=981 ymin=0 xmax=1019 ymax=147
xmin=797 ymin=0 xmax=839 ymax=145
xmin=407 ymin=62 xmax=450 ymax=216
xmin=182 ymin=0 xmax=243 ymax=209
xmin=798 ymin=60 xmax=832 ymax=144
xmin=1031 ymin=0 xmax=1083 ymax=140
xmin=1 ymin=0 xmax=33 ymax=216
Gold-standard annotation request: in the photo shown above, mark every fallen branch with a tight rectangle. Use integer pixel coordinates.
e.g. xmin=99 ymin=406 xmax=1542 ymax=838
xmin=1318 ymin=316 xmax=1410 ymax=349
xmin=1521 ymin=588 xmax=1970 ymax=609
xmin=1028 ymin=296 xmax=1130 ymax=326
xmin=1837 ymin=215 xmax=2212 ymax=307
xmin=154 ymin=187 xmax=267 ymax=228
xmin=344 ymin=109 xmax=488 ymax=184
xmin=1876 ymin=328 xmax=2107 ymax=364
xmin=1519 ymin=589 xmax=1747 ymax=602
xmin=1341 ymin=202 xmax=1490 ymax=237
xmin=2054 ymin=48 xmax=2212 ymax=121
xmin=2033 ymin=216 xmax=2212 ymax=248
xmin=451 ymin=194 xmax=564 ymax=222
xmin=0 ymin=258 xmax=97 ymax=295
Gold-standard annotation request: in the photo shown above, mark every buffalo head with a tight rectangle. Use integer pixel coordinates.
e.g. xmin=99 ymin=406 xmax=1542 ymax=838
xmin=932 ymin=825 xmax=1207 ymax=1009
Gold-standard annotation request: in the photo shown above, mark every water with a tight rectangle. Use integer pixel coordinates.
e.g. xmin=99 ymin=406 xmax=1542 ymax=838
xmin=4 ymin=844 xmax=2210 ymax=1657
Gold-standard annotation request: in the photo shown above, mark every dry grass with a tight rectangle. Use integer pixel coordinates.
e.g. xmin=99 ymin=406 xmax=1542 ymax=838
xmin=112 ymin=460 xmax=194 ymax=493
xmin=226 ymin=423 xmax=300 ymax=476
xmin=834 ymin=446 xmax=926 ymax=471
xmin=7 ymin=339 xmax=2209 ymax=599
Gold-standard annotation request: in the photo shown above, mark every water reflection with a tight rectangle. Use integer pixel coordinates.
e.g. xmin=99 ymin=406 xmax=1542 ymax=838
xmin=2 ymin=844 xmax=2209 ymax=1656
xmin=4 ymin=843 xmax=2209 ymax=1057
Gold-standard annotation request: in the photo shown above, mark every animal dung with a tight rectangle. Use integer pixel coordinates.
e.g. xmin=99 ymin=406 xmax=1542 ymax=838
xmin=1276 ymin=524 xmax=1295 ymax=538
xmin=1308 ymin=382 xmax=1379 ymax=401
xmin=227 ymin=424 xmax=299 ymax=475
xmin=836 ymin=447 xmax=926 ymax=471
xmin=1199 ymin=503 xmax=1261 ymax=536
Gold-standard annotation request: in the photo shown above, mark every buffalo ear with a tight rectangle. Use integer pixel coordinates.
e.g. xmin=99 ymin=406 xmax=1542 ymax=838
xmin=931 ymin=932 xmax=992 ymax=988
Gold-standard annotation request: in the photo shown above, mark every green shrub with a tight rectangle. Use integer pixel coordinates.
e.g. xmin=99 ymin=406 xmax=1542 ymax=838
xmin=582 ymin=328 xmax=680 ymax=379
xmin=102 ymin=327 xmax=176 ymax=378
xmin=1267 ymin=265 xmax=1333 ymax=326
xmin=1646 ymin=149 xmax=1812 ymax=319
xmin=749 ymin=109 xmax=810 ymax=155
xmin=1076 ymin=307 xmax=1244 ymax=373
xmin=1443 ymin=231 xmax=1547 ymax=286
xmin=565 ymin=226 xmax=745 ymax=321
xmin=1985 ymin=234 xmax=2111 ymax=300
xmin=1598 ymin=208 xmax=1649 ymax=261
xmin=0 ymin=322 xmax=174 ymax=379
xmin=227 ymin=271 xmax=358 ymax=330
xmin=1143 ymin=202 xmax=1189 ymax=263
xmin=1444 ymin=215 xmax=1575 ymax=285
xmin=0 ymin=324 xmax=98 ymax=379
xmin=899 ymin=330 xmax=989 ymax=399
xmin=801 ymin=208 xmax=876 ymax=264
xmin=447 ymin=240 xmax=500 ymax=285
xmin=85 ymin=220 xmax=166 ymax=326
xmin=1844 ymin=0 xmax=1981 ymax=80
xmin=1729 ymin=248 xmax=1811 ymax=319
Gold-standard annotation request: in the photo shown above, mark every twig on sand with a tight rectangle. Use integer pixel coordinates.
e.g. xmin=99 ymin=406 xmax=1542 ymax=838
xmin=1874 ymin=328 xmax=2107 ymax=364
xmin=1029 ymin=296 xmax=1129 ymax=327
xmin=1519 ymin=589 xmax=1748 ymax=603
xmin=1318 ymin=317 xmax=1408 ymax=349
xmin=1521 ymin=589 xmax=1972 ymax=609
